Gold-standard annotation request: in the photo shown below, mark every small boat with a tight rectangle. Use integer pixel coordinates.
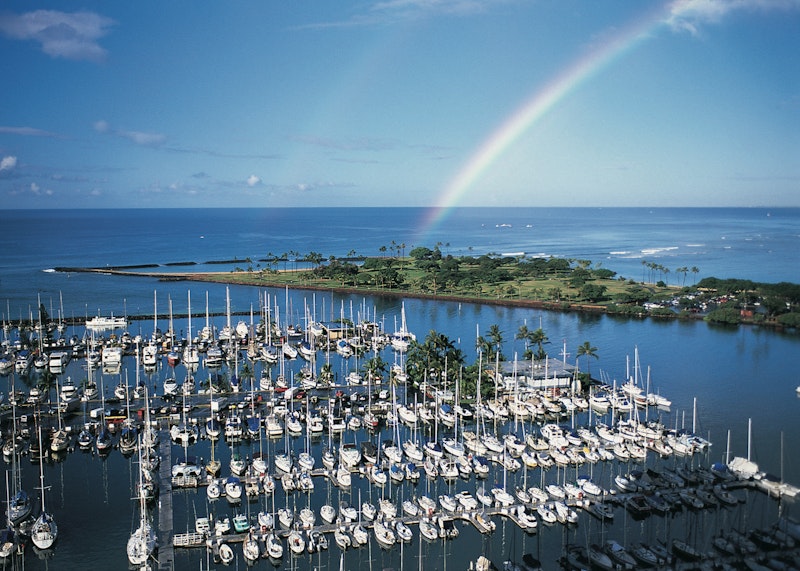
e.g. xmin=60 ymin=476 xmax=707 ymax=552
xmin=266 ymin=531 xmax=283 ymax=559
xmin=334 ymin=526 xmax=351 ymax=550
xmin=536 ymin=503 xmax=557 ymax=525
xmin=224 ymin=476 xmax=242 ymax=499
xmin=625 ymin=494 xmax=651 ymax=518
xmin=713 ymin=485 xmax=739 ymax=506
xmin=419 ymin=517 xmax=439 ymax=541
xmin=7 ymin=489 xmax=32 ymax=526
xmin=242 ymin=532 xmax=260 ymax=561
xmin=373 ymin=518 xmax=397 ymax=549
xmin=631 ymin=542 xmax=665 ymax=567
xmin=604 ymin=539 xmax=637 ymax=569
xmin=394 ymin=520 xmax=413 ymax=543
xmin=672 ymin=538 xmax=702 ymax=561
xmin=351 ymin=523 xmax=368 ymax=546
xmin=456 ymin=490 xmax=478 ymax=511
xmin=232 ymin=513 xmax=249 ymax=534
xmin=0 ymin=528 xmax=16 ymax=559
xmin=378 ymin=498 xmax=397 ymax=518
xmin=218 ymin=542 xmax=234 ymax=565
xmin=307 ymin=529 xmax=328 ymax=552
xmin=438 ymin=493 xmax=457 ymax=512
xmin=361 ymin=501 xmax=376 ymax=522
xmin=256 ymin=511 xmax=273 ymax=531
xmin=588 ymin=500 xmax=614 ymax=520
xmin=476 ymin=486 xmax=493 ymax=507
xmin=288 ymin=529 xmax=305 ymax=555
xmin=402 ymin=499 xmax=419 ymax=516
xmin=339 ymin=502 xmax=357 ymax=522
xmin=587 ymin=544 xmax=614 ymax=571
xmin=278 ymin=508 xmax=294 ymax=529
xmin=320 ymin=504 xmax=336 ymax=524
xmin=299 ymin=507 xmax=315 ymax=528
xmin=195 ymin=517 xmax=211 ymax=535
xmin=206 ymin=478 xmax=221 ymax=500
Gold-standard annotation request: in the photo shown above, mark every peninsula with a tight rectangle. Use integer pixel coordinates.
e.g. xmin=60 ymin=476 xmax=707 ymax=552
xmin=55 ymin=245 xmax=800 ymax=329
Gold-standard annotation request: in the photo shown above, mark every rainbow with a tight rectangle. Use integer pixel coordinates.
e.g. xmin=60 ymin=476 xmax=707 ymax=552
xmin=423 ymin=5 xmax=669 ymax=234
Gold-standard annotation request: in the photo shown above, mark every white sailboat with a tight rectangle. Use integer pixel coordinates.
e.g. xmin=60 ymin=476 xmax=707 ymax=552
xmin=142 ymin=290 xmax=159 ymax=367
xmin=183 ymin=290 xmax=199 ymax=366
xmin=390 ymin=302 xmax=415 ymax=352
xmin=6 ymin=392 xmax=31 ymax=527
xmin=30 ymin=421 xmax=57 ymax=550
xmin=127 ymin=438 xmax=157 ymax=565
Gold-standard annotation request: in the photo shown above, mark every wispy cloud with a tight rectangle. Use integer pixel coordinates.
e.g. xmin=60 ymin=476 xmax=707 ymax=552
xmin=665 ymin=0 xmax=800 ymax=36
xmin=288 ymin=181 xmax=356 ymax=193
xmin=94 ymin=120 xmax=167 ymax=147
xmin=165 ymin=146 xmax=281 ymax=160
xmin=28 ymin=182 xmax=53 ymax=196
xmin=0 ymin=10 xmax=115 ymax=62
xmin=292 ymin=134 xmax=399 ymax=151
xmin=297 ymin=0 xmax=506 ymax=29
xmin=246 ymin=174 xmax=262 ymax=187
xmin=0 ymin=125 xmax=63 ymax=138
xmin=370 ymin=0 xmax=498 ymax=17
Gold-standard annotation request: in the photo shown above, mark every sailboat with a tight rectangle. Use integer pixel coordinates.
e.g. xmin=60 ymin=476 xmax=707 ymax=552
xmin=6 ymin=390 xmax=31 ymax=527
xmin=127 ymin=438 xmax=156 ymax=565
xmin=142 ymin=290 xmax=159 ymax=367
xmin=390 ymin=302 xmax=415 ymax=352
xmin=166 ymin=296 xmax=180 ymax=367
xmin=183 ymin=290 xmax=199 ymax=366
xmin=30 ymin=420 xmax=57 ymax=550
xmin=50 ymin=377 xmax=70 ymax=453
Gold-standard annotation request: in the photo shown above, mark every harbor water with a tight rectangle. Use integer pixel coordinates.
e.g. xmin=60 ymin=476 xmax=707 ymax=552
xmin=0 ymin=207 xmax=798 ymax=570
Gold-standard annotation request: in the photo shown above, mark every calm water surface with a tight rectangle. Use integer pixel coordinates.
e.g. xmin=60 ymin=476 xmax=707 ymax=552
xmin=1 ymin=208 xmax=797 ymax=570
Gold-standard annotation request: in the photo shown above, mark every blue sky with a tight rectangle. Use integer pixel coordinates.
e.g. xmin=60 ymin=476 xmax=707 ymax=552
xmin=1 ymin=0 xmax=798 ymax=208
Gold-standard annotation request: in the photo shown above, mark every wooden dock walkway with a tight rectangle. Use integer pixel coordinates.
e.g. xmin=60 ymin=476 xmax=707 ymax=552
xmin=158 ymin=435 xmax=174 ymax=571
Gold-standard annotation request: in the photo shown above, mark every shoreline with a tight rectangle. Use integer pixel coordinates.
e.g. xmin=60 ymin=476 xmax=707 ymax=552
xmin=54 ymin=265 xmax=711 ymax=322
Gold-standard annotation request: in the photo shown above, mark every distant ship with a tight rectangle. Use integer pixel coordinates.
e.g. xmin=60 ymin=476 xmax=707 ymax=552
xmin=86 ymin=315 xmax=128 ymax=330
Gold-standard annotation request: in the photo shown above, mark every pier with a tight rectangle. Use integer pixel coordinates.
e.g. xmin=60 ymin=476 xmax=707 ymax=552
xmin=158 ymin=435 xmax=174 ymax=570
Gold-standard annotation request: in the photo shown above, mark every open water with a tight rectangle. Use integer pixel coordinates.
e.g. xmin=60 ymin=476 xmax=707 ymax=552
xmin=0 ymin=207 xmax=798 ymax=570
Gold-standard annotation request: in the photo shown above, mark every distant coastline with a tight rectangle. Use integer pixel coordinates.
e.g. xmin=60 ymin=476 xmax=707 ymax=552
xmin=53 ymin=254 xmax=800 ymax=331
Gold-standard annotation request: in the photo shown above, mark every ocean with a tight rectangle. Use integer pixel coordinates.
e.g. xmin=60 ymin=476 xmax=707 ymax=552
xmin=0 ymin=207 xmax=798 ymax=570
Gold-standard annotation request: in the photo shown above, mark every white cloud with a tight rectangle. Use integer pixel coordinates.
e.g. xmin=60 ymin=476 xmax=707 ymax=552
xmin=371 ymin=0 xmax=492 ymax=16
xmin=93 ymin=120 xmax=166 ymax=147
xmin=298 ymin=0 xmax=503 ymax=29
xmin=0 ymin=10 xmax=115 ymax=62
xmin=30 ymin=182 xmax=40 ymax=193
xmin=665 ymin=0 xmax=800 ymax=36
xmin=118 ymin=130 xmax=167 ymax=147
xmin=0 ymin=125 xmax=61 ymax=137
xmin=93 ymin=120 xmax=110 ymax=133
xmin=247 ymin=175 xmax=262 ymax=187
xmin=0 ymin=156 xmax=17 ymax=172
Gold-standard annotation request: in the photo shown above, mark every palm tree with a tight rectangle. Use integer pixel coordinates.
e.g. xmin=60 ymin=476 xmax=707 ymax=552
xmin=487 ymin=324 xmax=504 ymax=362
xmin=691 ymin=266 xmax=700 ymax=285
xmin=406 ymin=329 xmax=464 ymax=385
xmin=475 ymin=335 xmax=492 ymax=359
xmin=516 ymin=324 xmax=531 ymax=357
xmin=576 ymin=341 xmax=598 ymax=376
xmin=318 ymin=363 xmax=334 ymax=387
xmin=530 ymin=327 xmax=549 ymax=360
xmin=363 ymin=354 xmax=387 ymax=384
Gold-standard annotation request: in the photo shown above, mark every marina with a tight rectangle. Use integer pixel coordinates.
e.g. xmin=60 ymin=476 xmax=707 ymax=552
xmin=0 ymin=207 xmax=798 ymax=570
xmin=0 ymin=296 xmax=798 ymax=571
